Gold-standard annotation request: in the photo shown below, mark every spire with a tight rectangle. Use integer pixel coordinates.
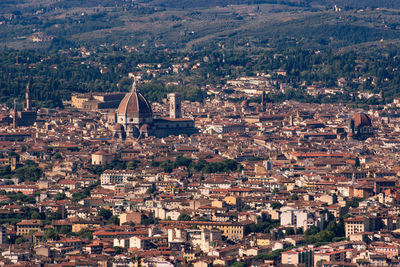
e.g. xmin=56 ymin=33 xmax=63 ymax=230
xmin=13 ymin=99 xmax=17 ymax=129
xmin=25 ymin=81 xmax=31 ymax=111
xmin=261 ymin=90 xmax=265 ymax=112
xmin=131 ymin=80 xmax=137 ymax=93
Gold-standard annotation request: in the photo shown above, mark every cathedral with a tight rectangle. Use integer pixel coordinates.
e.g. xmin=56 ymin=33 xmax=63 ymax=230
xmin=348 ymin=112 xmax=373 ymax=140
xmin=112 ymin=82 xmax=197 ymax=139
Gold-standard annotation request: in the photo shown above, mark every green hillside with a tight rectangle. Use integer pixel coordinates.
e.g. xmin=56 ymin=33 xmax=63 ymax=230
xmin=1 ymin=0 xmax=400 ymax=108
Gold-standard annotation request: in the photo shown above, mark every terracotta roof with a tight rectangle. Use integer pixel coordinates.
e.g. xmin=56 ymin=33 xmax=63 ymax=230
xmin=352 ymin=112 xmax=372 ymax=127
xmin=117 ymin=85 xmax=152 ymax=117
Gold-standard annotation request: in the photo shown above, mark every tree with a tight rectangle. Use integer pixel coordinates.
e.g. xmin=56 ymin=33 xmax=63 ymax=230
xmin=98 ymin=209 xmax=113 ymax=220
xmin=285 ymin=228 xmax=295 ymax=236
xmin=175 ymin=155 xmax=192 ymax=168
xmin=141 ymin=214 xmax=157 ymax=225
xmin=0 ymin=165 xmax=11 ymax=177
xmin=178 ymin=213 xmax=191 ymax=221
xmin=229 ymin=262 xmax=246 ymax=267
xmin=31 ymin=211 xmax=40 ymax=219
xmin=160 ymin=161 xmax=174 ymax=173
xmin=43 ymin=228 xmax=59 ymax=241
xmin=59 ymin=225 xmax=72 ymax=235
xmin=55 ymin=192 xmax=66 ymax=200
xmin=114 ymin=246 xmax=123 ymax=254
xmin=255 ymin=249 xmax=283 ymax=261
xmin=347 ymin=197 xmax=362 ymax=208
xmin=305 ymin=228 xmax=335 ymax=244
xmin=71 ymin=192 xmax=87 ymax=202
xmin=305 ymin=225 xmax=320 ymax=236
xmin=108 ymin=215 xmax=120 ymax=225
xmin=326 ymin=218 xmax=345 ymax=237
xmin=271 ymin=202 xmax=283 ymax=210
xmin=77 ymin=228 xmax=93 ymax=239
xmin=249 ymin=220 xmax=279 ymax=234
xmin=127 ymin=160 xmax=139 ymax=170
xmin=15 ymin=237 xmax=24 ymax=244
xmin=14 ymin=162 xmax=43 ymax=182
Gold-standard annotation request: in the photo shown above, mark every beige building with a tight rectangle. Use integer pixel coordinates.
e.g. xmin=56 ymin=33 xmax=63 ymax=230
xmin=17 ymin=220 xmax=43 ymax=235
xmin=71 ymin=92 xmax=125 ymax=110
xmin=281 ymin=247 xmax=314 ymax=267
xmin=344 ymin=216 xmax=372 ymax=238
xmin=72 ymin=221 xmax=101 ymax=233
xmin=224 ymin=196 xmax=242 ymax=208
xmin=256 ymin=234 xmax=271 ymax=247
xmin=119 ymin=211 xmax=142 ymax=226
xmin=161 ymin=220 xmax=253 ymax=240
xmin=91 ymin=151 xmax=113 ymax=165
xmin=313 ymin=249 xmax=349 ymax=267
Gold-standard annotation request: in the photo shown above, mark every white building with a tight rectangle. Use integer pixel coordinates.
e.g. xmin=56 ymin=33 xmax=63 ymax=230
xmin=280 ymin=208 xmax=310 ymax=229
xmin=100 ymin=170 xmax=135 ymax=185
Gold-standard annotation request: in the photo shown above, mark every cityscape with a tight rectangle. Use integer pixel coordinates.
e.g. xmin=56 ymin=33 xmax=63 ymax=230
xmin=2 ymin=0 xmax=400 ymax=267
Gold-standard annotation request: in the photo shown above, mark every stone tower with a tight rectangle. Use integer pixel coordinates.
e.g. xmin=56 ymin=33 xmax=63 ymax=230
xmin=168 ymin=93 xmax=181 ymax=119
xmin=261 ymin=90 xmax=266 ymax=112
xmin=25 ymin=82 xmax=31 ymax=111
xmin=13 ymin=99 xmax=17 ymax=129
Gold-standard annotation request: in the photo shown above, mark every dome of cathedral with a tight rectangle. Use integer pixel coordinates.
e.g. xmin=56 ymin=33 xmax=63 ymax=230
xmin=117 ymin=82 xmax=152 ymax=118
xmin=352 ymin=113 xmax=372 ymax=127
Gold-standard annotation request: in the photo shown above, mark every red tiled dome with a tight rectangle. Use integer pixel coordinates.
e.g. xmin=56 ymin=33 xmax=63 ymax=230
xmin=117 ymin=82 xmax=152 ymax=118
xmin=352 ymin=113 xmax=372 ymax=127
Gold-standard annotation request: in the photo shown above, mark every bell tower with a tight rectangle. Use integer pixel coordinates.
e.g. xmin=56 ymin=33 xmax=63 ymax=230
xmin=168 ymin=93 xmax=181 ymax=119
xmin=13 ymin=99 xmax=18 ymax=129
xmin=25 ymin=82 xmax=31 ymax=111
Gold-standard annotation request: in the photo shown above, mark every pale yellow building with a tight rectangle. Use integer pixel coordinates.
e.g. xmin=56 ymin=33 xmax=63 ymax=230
xmin=344 ymin=216 xmax=371 ymax=238
xmin=17 ymin=220 xmax=43 ymax=235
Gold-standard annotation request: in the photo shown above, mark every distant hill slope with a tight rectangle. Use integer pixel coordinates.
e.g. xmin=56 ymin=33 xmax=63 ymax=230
xmin=139 ymin=0 xmax=307 ymax=8
xmin=309 ymin=0 xmax=400 ymax=9
xmin=140 ymin=0 xmax=400 ymax=9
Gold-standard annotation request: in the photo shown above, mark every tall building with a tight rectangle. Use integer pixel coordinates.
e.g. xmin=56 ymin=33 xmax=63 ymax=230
xmin=12 ymin=82 xmax=37 ymax=128
xmin=261 ymin=90 xmax=266 ymax=112
xmin=113 ymin=81 xmax=197 ymax=139
xmin=25 ymin=82 xmax=31 ymax=111
xmin=0 ymin=226 xmax=6 ymax=244
xmin=168 ymin=93 xmax=181 ymax=119
xmin=344 ymin=216 xmax=372 ymax=238
xmin=281 ymin=247 xmax=314 ymax=267
xmin=13 ymin=99 xmax=17 ymax=129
